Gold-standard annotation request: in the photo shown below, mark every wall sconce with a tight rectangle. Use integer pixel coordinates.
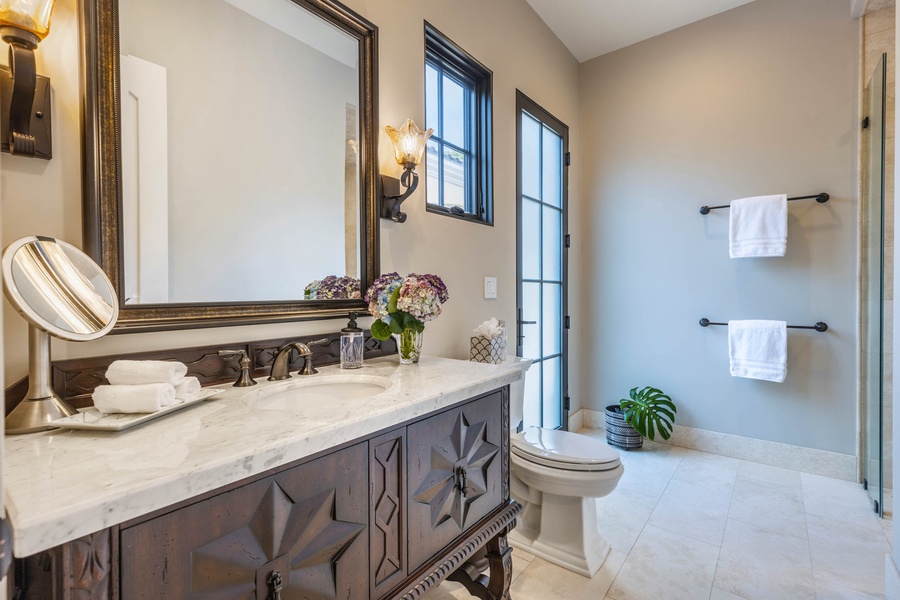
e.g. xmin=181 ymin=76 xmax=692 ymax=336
xmin=381 ymin=118 xmax=433 ymax=223
xmin=0 ymin=0 xmax=55 ymax=159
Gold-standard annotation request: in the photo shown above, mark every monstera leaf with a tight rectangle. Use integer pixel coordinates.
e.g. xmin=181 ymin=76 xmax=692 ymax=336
xmin=619 ymin=386 xmax=677 ymax=441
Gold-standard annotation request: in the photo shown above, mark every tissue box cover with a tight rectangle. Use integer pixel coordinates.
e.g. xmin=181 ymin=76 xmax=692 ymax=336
xmin=470 ymin=335 xmax=506 ymax=364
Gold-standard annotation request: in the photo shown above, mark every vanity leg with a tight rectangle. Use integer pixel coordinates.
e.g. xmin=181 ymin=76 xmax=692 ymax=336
xmin=446 ymin=523 xmax=515 ymax=600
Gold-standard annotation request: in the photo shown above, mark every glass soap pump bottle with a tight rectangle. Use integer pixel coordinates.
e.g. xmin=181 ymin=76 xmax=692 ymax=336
xmin=340 ymin=312 xmax=364 ymax=369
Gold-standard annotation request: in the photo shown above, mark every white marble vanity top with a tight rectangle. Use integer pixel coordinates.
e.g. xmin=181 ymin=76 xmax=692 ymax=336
xmin=4 ymin=356 xmax=524 ymax=557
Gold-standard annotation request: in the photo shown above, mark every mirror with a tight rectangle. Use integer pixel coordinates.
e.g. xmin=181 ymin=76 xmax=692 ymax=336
xmin=80 ymin=0 xmax=378 ymax=331
xmin=2 ymin=236 xmax=118 ymax=432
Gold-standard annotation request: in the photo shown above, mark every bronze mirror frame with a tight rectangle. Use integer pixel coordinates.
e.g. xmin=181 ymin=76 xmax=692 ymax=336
xmin=79 ymin=0 xmax=379 ymax=332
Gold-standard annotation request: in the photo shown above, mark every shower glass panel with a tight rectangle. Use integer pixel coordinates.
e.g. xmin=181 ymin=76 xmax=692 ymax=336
xmin=862 ymin=54 xmax=886 ymax=517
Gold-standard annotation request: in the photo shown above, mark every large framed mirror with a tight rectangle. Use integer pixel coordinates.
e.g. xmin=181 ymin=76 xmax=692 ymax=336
xmin=80 ymin=0 xmax=378 ymax=332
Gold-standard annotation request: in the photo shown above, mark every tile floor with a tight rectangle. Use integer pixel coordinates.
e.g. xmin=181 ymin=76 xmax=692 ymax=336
xmin=423 ymin=429 xmax=893 ymax=600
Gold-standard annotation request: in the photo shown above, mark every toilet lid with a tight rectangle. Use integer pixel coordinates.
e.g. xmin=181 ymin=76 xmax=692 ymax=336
xmin=511 ymin=427 xmax=620 ymax=470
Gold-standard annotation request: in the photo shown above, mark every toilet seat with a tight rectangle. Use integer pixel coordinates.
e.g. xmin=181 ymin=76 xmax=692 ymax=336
xmin=511 ymin=427 xmax=620 ymax=472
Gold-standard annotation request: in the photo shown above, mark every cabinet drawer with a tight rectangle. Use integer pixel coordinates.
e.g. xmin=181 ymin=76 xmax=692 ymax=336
xmin=120 ymin=443 xmax=368 ymax=599
xmin=407 ymin=391 xmax=504 ymax=571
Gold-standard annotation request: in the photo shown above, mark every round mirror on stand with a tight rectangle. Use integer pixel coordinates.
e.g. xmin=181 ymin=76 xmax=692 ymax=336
xmin=2 ymin=236 xmax=118 ymax=434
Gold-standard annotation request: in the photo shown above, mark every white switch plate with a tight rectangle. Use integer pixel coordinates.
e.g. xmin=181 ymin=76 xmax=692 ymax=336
xmin=484 ymin=276 xmax=497 ymax=299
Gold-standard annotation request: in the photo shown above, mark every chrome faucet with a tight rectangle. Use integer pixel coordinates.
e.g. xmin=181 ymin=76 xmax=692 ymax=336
xmin=268 ymin=338 xmax=329 ymax=380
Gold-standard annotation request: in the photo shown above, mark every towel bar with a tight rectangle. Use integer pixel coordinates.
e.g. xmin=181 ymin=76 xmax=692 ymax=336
xmin=699 ymin=193 xmax=829 ymax=215
xmin=699 ymin=318 xmax=828 ymax=332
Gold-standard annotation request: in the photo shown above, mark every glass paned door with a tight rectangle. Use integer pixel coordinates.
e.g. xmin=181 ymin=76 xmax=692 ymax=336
xmin=516 ymin=92 xmax=568 ymax=431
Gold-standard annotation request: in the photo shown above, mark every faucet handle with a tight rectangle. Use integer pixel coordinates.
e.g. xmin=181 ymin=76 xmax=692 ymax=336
xmin=298 ymin=338 xmax=329 ymax=376
xmin=218 ymin=349 xmax=257 ymax=387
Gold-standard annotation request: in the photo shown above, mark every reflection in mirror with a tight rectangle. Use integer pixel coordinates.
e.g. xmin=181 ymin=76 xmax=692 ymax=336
xmin=2 ymin=236 xmax=118 ymax=433
xmin=119 ymin=0 xmax=361 ymax=304
xmin=82 ymin=0 xmax=377 ymax=330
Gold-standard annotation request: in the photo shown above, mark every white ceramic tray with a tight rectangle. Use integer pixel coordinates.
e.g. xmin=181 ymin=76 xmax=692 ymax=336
xmin=48 ymin=388 xmax=224 ymax=432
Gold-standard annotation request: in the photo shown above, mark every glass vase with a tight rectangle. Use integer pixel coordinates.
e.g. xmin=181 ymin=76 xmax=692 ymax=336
xmin=393 ymin=328 xmax=423 ymax=364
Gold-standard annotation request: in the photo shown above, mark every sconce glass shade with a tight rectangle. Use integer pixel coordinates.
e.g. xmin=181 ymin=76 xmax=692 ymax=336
xmin=0 ymin=0 xmax=55 ymax=41
xmin=386 ymin=119 xmax=433 ymax=168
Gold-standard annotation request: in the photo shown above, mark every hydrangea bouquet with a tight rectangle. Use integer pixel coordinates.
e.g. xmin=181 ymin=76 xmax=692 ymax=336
xmin=365 ymin=272 xmax=449 ymax=363
xmin=304 ymin=275 xmax=361 ymax=300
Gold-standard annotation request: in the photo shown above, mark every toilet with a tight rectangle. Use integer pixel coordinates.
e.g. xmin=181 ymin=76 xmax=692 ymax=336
xmin=505 ymin=358 xmax=624 ymax=578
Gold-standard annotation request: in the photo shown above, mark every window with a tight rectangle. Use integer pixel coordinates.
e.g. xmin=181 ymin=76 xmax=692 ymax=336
xmin=424 ymin=22 xmax=493 ymax=225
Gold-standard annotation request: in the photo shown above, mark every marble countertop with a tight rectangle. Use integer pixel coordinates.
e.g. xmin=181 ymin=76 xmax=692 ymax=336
xmin=4 ymin=356 xmax=524 ymax=557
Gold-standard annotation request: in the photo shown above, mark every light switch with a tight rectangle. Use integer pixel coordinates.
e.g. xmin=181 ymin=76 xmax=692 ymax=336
xmin=484 ymin=276 xmax=497 ymax=299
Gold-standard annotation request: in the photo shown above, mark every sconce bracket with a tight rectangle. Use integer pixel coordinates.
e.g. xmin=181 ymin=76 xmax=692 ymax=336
xmin=0 ymin=65 xmax=52 ymax=160
xmin=380 ymin=168 xmax=419 ymax=223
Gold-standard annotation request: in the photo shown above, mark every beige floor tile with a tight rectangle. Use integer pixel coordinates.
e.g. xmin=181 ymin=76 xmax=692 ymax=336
xmin=607 ymin=524 xmax=719 ymax=600
xmin=508 ymin=553 xmax=626 ymax=600
xmin=648 ymin=479 xmax=732 ymax=545
xmin=713 ymin=519 xmax=815 ymax=600
xmin=595 ymin=484 xmax=659 ymax=553
xmin=424 ymin=550 xmax=535 ymax=599
xmin=709 ymin=587 xmax=746 ymax=600
xmin=615 ymin=443 xmax=686 ymax=498
xmin=813 ymin=577 xmax=884 ymax=600
xmin=728 ymin=476 xmax=807 ymax=540
xmin=882 ymin=517 xmax=893 ymax=549
xmin=802 ymin=473 xmax=882 ymax=526
xmin=672 ymin=450 xmax=740 ymax=492
xmin=736 ymin=460 xmax=802 ymax=488
xmin=807 ymin=513 xmax=891 ymax=598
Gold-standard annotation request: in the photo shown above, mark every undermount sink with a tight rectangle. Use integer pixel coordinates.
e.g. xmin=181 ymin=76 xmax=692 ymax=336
xmin=242 ymin=374 xmax=392 ymax=411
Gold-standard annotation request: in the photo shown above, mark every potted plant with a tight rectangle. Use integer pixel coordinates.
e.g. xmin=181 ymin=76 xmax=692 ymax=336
xmin=605 ymin=386 xmax=676 ymax=450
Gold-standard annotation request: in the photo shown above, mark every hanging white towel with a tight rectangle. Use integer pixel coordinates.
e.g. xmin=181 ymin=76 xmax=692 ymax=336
xmin=105 ymin=360 xmax=188 ymax=385
xmin=92 ymin=383 xmax=178 ymax=414
xmin=728 ymin=320 xmax=787 ymax=382
xmin=729 ymin=194 xmax=788 ymax=258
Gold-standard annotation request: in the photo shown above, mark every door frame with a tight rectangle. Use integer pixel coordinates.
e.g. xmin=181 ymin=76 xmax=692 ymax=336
xmin=515 ymin=90 xmax=570 ymax=431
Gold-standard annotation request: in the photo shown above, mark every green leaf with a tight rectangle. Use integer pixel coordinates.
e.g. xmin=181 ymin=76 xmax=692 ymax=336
xmin=388 ymin=287 xmax=400 ymax=313
xmin=389 ymin=317 xmax=404 ymax=334
xmin=370 ymin=319 xmax=392 ymax=340
xmin=617 ymin=385 xmax=677 ymax=442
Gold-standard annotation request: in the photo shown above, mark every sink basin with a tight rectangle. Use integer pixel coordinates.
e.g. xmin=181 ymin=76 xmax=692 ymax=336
xmin=242 ymin=374 xmax=392 ymax=411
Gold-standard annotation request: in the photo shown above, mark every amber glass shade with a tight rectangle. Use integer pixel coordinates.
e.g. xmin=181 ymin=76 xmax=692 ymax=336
xmin=385 ymin=119 xmax=433 ymax=167
xmin=0 ymin=0 xmax=55 ymax=40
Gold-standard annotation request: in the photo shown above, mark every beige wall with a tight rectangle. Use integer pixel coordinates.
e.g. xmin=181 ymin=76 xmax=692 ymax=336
xmin=579 ymin=0 xmax=859 ymax=456
xmin=0 ymin=0 xmax=583 ymax=409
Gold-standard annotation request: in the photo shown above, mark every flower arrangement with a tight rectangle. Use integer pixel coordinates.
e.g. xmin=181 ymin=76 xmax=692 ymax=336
xmin=365 ymin=272 xmax=449 ymax=362
xmin=304 ymin=275 xmax=361 ymax=300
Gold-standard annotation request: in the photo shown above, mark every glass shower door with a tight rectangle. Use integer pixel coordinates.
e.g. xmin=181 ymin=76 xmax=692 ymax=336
xmin=862 ymin=54 xmax=886 ymax=516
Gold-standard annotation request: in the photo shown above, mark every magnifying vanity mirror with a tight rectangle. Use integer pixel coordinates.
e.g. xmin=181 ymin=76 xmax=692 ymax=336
xmin=2 ymin=236 xmax=118 ymax=433
xmin=80 ymin=0 xmax=378 ymax=331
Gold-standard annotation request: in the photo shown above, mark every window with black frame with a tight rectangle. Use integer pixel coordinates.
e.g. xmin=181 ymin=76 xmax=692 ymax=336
xmin=424 ymin=22 xmax=493 ymax=225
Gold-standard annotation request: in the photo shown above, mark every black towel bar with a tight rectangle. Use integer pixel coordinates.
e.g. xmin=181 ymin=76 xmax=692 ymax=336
xmin=699 ymin=318 xmax=828 ymax=332
xmin=699 ymin=193 xmax=829 ymax=215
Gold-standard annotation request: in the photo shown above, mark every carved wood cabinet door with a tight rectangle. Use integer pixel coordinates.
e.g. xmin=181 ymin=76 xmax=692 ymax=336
xmin=406 ymin=392 xmax=504 ymax=572
xmin=120 ymin=443 xmax=368 ymax=599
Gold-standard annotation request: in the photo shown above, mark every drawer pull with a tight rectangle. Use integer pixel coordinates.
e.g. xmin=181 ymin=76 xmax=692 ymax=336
xmin=455 ymin=466 xmax=470 ymax=497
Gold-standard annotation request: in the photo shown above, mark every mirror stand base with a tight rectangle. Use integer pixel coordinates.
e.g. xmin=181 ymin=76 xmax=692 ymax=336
xmin=6 ymin=394 xmax=75 ymax=435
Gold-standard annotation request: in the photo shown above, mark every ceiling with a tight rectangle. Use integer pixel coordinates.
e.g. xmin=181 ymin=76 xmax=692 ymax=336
xmin=524 ymin=0 xmax=759 ymax=63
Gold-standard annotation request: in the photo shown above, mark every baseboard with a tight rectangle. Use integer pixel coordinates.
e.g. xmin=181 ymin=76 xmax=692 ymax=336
xmin=887 ymin=555 xmax=900 ymax=600
xmin=578 ymin=409 xmax=857 ymax=481
xmin=568 ymin=409 xmax=584 ymax=433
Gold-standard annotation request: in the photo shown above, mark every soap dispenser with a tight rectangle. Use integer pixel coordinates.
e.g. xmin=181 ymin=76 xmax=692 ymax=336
xmin=340 ymin=312 xmax=364 ymax=369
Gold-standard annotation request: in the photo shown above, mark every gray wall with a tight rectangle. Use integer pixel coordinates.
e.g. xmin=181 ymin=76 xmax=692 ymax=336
xmin=579 ymin=0 xmax=859 ymax=455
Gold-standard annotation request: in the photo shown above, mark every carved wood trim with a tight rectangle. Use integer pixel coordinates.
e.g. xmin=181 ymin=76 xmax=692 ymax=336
xmin=62 ymin=529 xmax=115 ymax=600
xmin=387 ymin=500 xmax=521 ymax=600
xmin=370 ymin=429 xmax=407 ymax=598
xmin=5 ymin=332 xmax=396 ymax=414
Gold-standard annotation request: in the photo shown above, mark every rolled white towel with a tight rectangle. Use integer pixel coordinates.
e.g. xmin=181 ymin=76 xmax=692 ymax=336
xmin=105 ymin=360 xmax=188 ymax=385
xmin=175 ymin=377 xmax=201 ymax=401
xmin=92 ymin=383 xmax=178 ymax=414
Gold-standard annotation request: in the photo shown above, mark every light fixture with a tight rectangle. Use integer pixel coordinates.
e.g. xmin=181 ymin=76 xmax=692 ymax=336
xmin=0 ymin=0 xmax=55 ymax=159
xmin=381 ymin=118 xmax=433 ymax=223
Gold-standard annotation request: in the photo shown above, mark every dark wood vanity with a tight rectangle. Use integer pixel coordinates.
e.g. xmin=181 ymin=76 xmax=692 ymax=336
xmin=9 ymin=386 xmax=520 ymax=600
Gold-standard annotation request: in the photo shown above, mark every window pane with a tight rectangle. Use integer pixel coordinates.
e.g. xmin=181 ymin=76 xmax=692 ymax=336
xmin=522 ymin=282 xmax=541 ymax=360
xmin=543 ymin=206 xmax=561 ymax=281
xmin=442 ymin=146 xmax=466 ymax=209
xmin=543 ymin=283 xmax=561 ymax=357
xmin=522 ymin=199 xmax=541 ymax=280
xmin=542 ymin=126 xmax=562 ymax=208
xmin=426 ymin=139 xmax=440 ymax=206
xmin=442 ymin=75 xmax=466 ymax=148
xmin=426 ymin=64 xmax=440 ymax=137
xmin=522 ymin=114 xmax=541 ymax=200
xmin=542 ymin=357 xmax=562 ymax=429
xmin=523 ymin=361 xmax=541 ymax=429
